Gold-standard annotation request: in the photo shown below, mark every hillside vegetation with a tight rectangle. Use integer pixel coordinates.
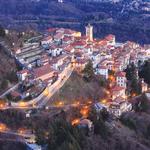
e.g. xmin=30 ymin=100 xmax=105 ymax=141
xmin=0 ymin=0 xmax=149 ymax=44
xmin=50 ymin=72 xmax=106 ymax=104
xmin=0 ymin=45 xmax=17 ymax=93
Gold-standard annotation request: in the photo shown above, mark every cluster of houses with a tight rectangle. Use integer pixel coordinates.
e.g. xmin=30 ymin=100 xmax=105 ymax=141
xmin=11 ymin=24 xmax=150 ymax=115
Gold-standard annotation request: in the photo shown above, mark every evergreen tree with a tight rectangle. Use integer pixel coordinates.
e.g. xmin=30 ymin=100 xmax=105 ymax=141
xmin=82 ymin=60 xmax=94 ymax=82
xmin=47 ymin=119 xmax=85 ymax=150
xmin=0 ymin=26 xmax=5 ymax=37
xmin=94 ymin=118 xmax=109 ymax=139
xmin=139 ymin=60 xmax=150 ymax=85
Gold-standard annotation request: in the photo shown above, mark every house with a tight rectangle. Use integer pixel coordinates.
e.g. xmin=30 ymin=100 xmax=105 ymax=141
xmin=33 ymin=64 xmax=55 ymax=82
xmin=17 ymin=69 xmax=29 ymax=81
xmin=41 ymin=54 xmax=50 ymax=66
xmin=94 ymin=102 xmax=109 ymax=112
xmin=54 ymin=32 xmax=64 ymax=42
xmin=116 ymin=71 xmax=127 ymax=88
xmin=78 ymin=119 xmax=93 ymax=131
xmin=105 ymin=34 xmax=116 ymax=46
xmin=41 ymin=36 xmax=53 ymax=46
xmin=49 ymin=45 xmax=63 ymax=57
xmin=107 ymin=62 xmax=114 ymax=70
xmin=64 ymin=45 xmax=74 ymax=53
xmin=62 ymin=36 xmax=73 ymax=44
xmin=63 ymin=29 xmax=81 ymax=37
xmin=50 ymin=55 xmax=68 ymax=70
xmin=13 ymin=47 xmax=21 ymax=54
xmin=109 ymin=97 xmax=132 ymax=117
xmin=110 ymin=86 xmax=126 ymax=100
xmin=73 ymin=31 xmax=81 ymax=37
xmin=141 ymin=79 xmax=148 ymax=93
xmin=91 ymin=51 xmax=101 ymax=67
xmin=83 ymin=45 xmax=93 ymax=55
xmin=96 ymin=65 xmax=108 ymax=79
xmin=75 ymin=59 xmax=87 ymax=71
xmin=71 ymin=41 xmax=87 ymax=49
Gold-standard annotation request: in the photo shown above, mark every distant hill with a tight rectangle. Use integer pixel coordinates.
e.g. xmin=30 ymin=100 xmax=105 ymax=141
xmin=0 ymin=0 xmax=149 ymax=43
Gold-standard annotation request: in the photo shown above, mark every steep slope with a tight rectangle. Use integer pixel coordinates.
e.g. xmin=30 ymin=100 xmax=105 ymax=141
xmin=50 ymin=72 xmax=106 ymax=104
xmin=0 ymin=43 xmax=17 ymax=93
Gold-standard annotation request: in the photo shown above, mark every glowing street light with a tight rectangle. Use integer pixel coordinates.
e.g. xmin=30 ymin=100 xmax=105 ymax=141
xmin=0 ymin=123 xmax=7 ymax=131
xmin=18 ymin=128 xmax=26 ymax=135
xmin=57 ymin=101 xmax=64 ymax=107
xmin=80 ymin=108 xmax=89 ymax=117
xmin=0 ymin=104 xmax=4 ymax=108
xmin=105 ymin=90 xmax=110 ymax=95
xmin=101 ymin=99 xmax=107 ymax=104
xmin=0 ymin=99 xmax=6 ymax=108
xmin=83 ymin=105 xmax=89 ymax=109
xmin=132 ymin=93 xmax=137 ymax=97
xmin=73 ymin=101 xmax=80 ymax=107
xmin=19 ymin=101 xmax=26 ymax=107
xmin=87 ymin=100 xmax=92 ymax=104
xmin=44 ymin=88 xmax=49 ymax=96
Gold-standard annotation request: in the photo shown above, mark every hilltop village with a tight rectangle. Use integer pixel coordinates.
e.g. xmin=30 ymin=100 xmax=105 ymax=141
xmin=0 ymin=24 xmax=149 ymax=118
xmin=0 ymin=24 xmax=150 ymax=150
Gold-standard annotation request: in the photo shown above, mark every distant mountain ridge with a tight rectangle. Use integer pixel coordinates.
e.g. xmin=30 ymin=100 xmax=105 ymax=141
xmin=0 ymin=0 xmax=149 ymax=44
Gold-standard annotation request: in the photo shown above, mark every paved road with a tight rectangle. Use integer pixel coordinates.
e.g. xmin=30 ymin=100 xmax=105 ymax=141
xmin=38 ymin=65 xmax=74 ymax=107
xmin=0 ymin=128 xmax=35 ymax=142
xmin=2 ymin=64 xmax=74 ymax=109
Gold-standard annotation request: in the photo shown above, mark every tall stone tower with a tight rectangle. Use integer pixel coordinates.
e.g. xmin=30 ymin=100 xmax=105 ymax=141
xmin=86 ymin=23 xmax=93 ymax=41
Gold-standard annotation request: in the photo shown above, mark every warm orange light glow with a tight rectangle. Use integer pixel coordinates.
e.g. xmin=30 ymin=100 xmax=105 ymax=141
xmin=80 ymin=108 xmax=89 ymax=117
xmin=73 ymin=101 xmax=80 ymax=107
xmin=0 ymin=104 xmax=4 ymax=108
xmin=87 ymin=101 xmax=92 ymax=104
xmin=109 ymin=75 xmax=115 ymax=82
xmin=44 ymin=88 xmax=49 ymax=96
xmin=71 ymin=119 xmax=80 ymax=126
xmin=132 ymin=93 xmax=136 ymax=97
xmin=105 ymin=90 xmax=110 ymax=95
xmin=0 ymin=100 xmax=6 ymax=108
xmin=19 ymin=102 xmax=26 ymax=107
xmin=57 ymin=101 xmax=64 ymax=107
xmin=83 ymin=105 xmax=89 ymax=109
xmin=101 ymin=99 xmax=107 ymax=104
xmin=0 ymin=123 xmax=7 ymax=131
xmin=18 ymin=128 xmax=26 ymax=134
xmin=123 ymin=95 xmax=127 ymax=99
xmin=32 ymin=103 xmax=36 ymax=108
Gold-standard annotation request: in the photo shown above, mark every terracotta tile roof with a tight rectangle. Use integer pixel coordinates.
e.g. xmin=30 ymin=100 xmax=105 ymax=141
xmin=98 ymin=65 xmax=108 ymax=70
xmin=18 ymin=69 xmax=29 ymax=74
xmin=33 ymin=64 xmax=54 ymax=78
xmin=116 ymin=71 xmax=126 ymax=77
xmin=64 ymin=45 xmax=74 ymax=52
xmin=105 ymin=34 xmax=115 ymax=41
xmin=43 ymin=36 xmax=52 ymax=41
xmin=111 ymin=86 xmax=125 ymax=92
xmin=71 ymin=41 xmax=87 ymax=47
xmin=54 ymin=33 xmax=64 ymax=40
xmin=64 ymin=29 xmax=75 ymax=35
xmin=47 ymin=28 xmax=57 ymax=33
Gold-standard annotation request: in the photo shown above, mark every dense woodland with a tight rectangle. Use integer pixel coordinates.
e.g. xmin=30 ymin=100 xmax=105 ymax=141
xmin=0 ymin=0 xmax=149 ymax=44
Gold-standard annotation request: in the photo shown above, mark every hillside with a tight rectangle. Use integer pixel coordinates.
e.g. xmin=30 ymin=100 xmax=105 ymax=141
xmin=0 ymin=133 xmax=26 ymax=150
xmin=0 ymin=43 xmax=17 ymax=94
xmin=0 ymin=0 xmax=149 ymax=44
xmin=50 ymin=72 xmax=106 ymax=105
